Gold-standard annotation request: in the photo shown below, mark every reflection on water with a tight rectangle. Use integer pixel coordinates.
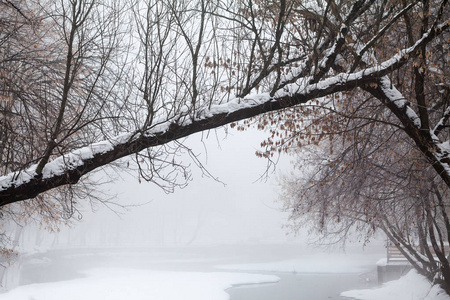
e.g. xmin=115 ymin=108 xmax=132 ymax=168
xmin=228 ymin=272 xmax=378 ymax=300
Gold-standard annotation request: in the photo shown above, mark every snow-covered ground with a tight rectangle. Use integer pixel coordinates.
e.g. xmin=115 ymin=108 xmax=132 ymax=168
xmin=0 ymin=244 xmax=448 ymax=300
xmin=342 ymin=270 xmax=450 ymax=300
xmin=0 ymin=268 xmax=278 ymax=300
xmin=0 ymin=244 xmax=380 ymax=300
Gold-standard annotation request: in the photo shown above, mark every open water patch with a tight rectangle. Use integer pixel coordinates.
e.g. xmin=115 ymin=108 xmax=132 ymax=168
xmin=228 ymin=271 xmax=378 ymax=300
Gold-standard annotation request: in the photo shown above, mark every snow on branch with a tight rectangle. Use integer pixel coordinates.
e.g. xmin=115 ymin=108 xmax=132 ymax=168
xmin=433 ymin=106 xmax=450 ymax=137
xmin=378 ymin=77 xmax=421 ymax=128
xmin=310 ymin=0 xmax=373 ymax=83
xmin=351 ymin=0 xmax=419 ymax=71
xmin=369 ymin=76 xmax=450 ymax=188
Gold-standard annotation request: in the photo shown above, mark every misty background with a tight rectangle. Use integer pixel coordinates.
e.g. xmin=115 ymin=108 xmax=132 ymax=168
xmin=18 ymin=128 xmax=321 ymax=250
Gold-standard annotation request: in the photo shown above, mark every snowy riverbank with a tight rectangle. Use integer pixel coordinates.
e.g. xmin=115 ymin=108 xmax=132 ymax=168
xmin=0 ymin=245 xmax=447 ymax=300
xmin=342 ymin=270 xmax=450 ymax=300
xmin=0 ymin=268 xmax=279 ymax=300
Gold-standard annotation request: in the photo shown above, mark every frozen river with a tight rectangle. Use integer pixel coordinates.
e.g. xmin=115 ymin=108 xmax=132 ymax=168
xmin=2 ymin=244 xmax=383 ymax=300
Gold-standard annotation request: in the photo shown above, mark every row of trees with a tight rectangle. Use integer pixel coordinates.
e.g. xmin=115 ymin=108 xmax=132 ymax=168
xmin=0 ymin=0 xmax=449 ymax=292
xmin=273 ymin=0 xmax=450 ymax=291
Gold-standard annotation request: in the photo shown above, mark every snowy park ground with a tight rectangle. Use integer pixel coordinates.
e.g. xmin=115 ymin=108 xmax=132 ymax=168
xmin=0 ymin=244 xmax=448 ymax=300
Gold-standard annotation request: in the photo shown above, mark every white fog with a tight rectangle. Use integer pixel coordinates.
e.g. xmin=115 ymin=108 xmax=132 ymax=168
xmin=57 ymin=128 xmax=296 ymax=248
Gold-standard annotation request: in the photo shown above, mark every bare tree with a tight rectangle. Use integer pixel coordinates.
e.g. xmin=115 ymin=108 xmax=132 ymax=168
xmin=280 ymin=109 xmax=450 ymax=287
xmin=272 ymin=0 xmax=450 ymax=291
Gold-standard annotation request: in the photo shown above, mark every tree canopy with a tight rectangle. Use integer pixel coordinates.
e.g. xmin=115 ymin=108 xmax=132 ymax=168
xmin=1 ymin=0 xmax=448 ymax=204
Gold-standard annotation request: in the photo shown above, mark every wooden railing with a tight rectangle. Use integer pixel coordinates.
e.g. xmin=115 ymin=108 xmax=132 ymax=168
xmin=387 ymin=245 xmax=407 ymax=263
xmin=387 ymin=244 xmax=450 ymax=263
